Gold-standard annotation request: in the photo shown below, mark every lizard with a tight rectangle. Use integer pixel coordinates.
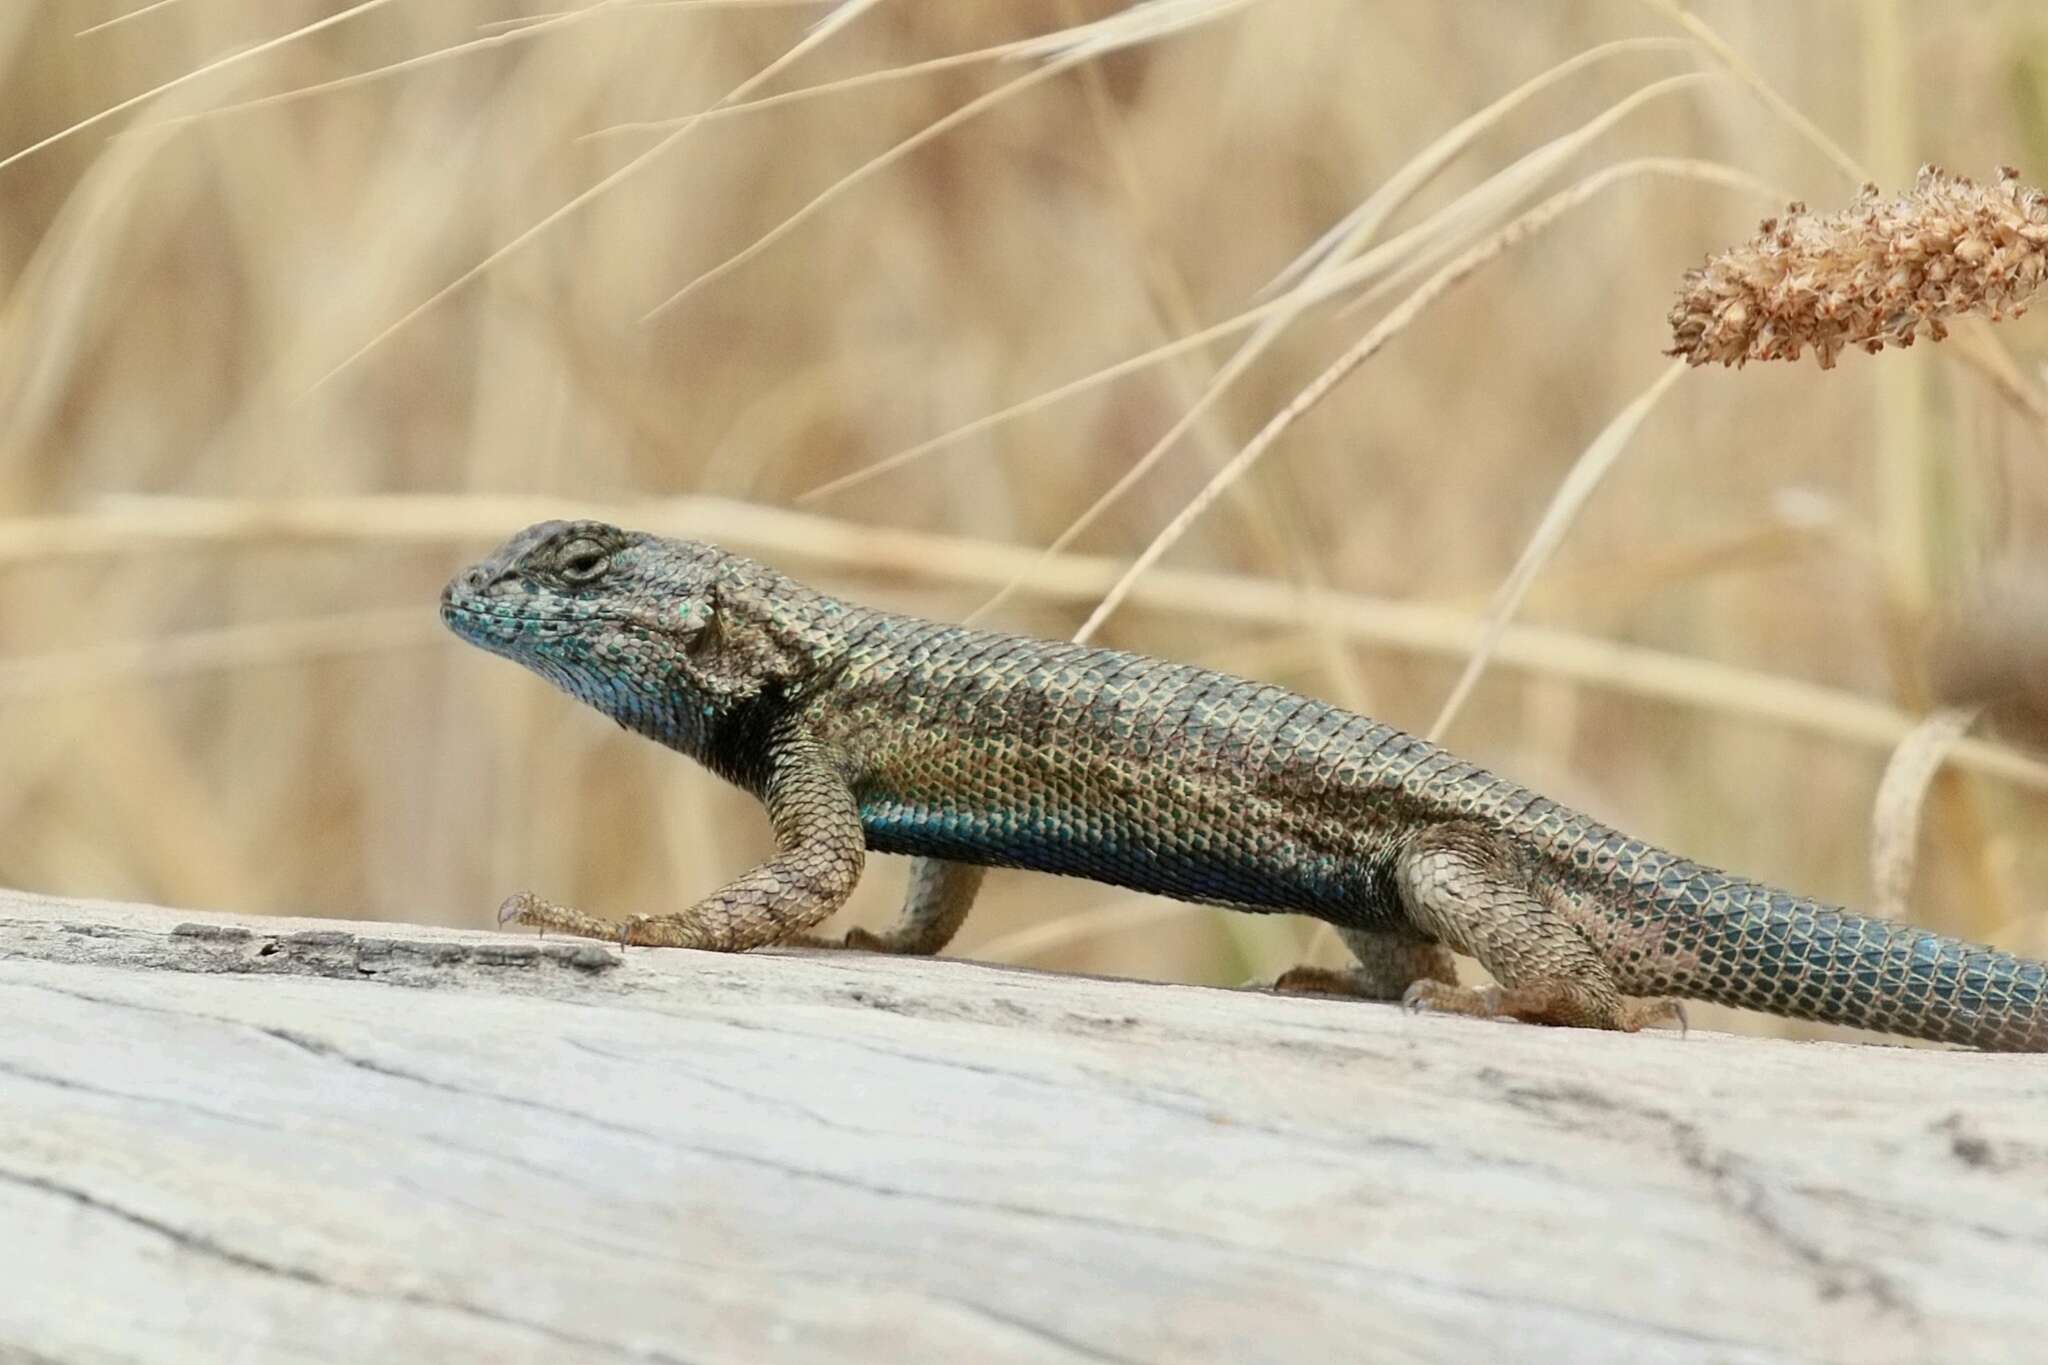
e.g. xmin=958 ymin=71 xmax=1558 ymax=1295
xmin=441 ymin=518 xmax=2048 ymax=1051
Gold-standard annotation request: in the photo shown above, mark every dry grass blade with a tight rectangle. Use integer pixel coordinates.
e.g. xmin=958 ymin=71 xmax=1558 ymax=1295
xmin=0 ymin=611 xmax=432 ymax=701
xmin=0 ymin=0 xmax=408 ymax=176
xmin=142 ymin=1 xmax=624 ymax=131
xmin=1331 ymin=75 xmax=1745 ymax=324
xmin=77 ymin=0 xmax=189 ymax=39
xmin=1870 ymin=705 xmax=1981 ymax=920
xmin=642 ymin=61 xmax=1076 ymax=320
xmin=1260 ymin=36 xmax=1692 ymax=301
xmin=1669 ymin=165 xmax=2048 ymax=370
xmin=1071 ymin=157 xmax=1779 ymax=645
xmin=1428 ymin=361 xmax=1687 ymax=741
xmin=1642 ymin=0 xmax=1863 ymax=183
xmin=1034 ymin=0 xmax=1262 ymax=59
xmin=639 ymin=0 xmax=1260 ymax=320
xmin=1947 ymin=323 xmax=2048 ymax=432
xmin=475 ymin=10 xmax=568 ymax=33
xmin=588 ymin=0 xmax=1258 ymax=146
xmin=311 ymin=0 xmax=888 ymax=389
xmin=963 ymin=66 xmax=1714 ymax=625
xmin=1924 ymin=559 xmax=2048 ymax=746
xmin=482 ymin=1 xmax=832 ymax=35
xmin=582 ymin=29 xmax=1091 ymax=142
xmin=793 ymin=238 xmax=1385 ymax=506
xmin=628 ymin=0 xmax=835 ymax=9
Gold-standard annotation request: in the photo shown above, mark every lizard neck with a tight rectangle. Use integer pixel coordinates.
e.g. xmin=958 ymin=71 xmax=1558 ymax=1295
xmin=628 ymin=587 xmax=860 ymax=794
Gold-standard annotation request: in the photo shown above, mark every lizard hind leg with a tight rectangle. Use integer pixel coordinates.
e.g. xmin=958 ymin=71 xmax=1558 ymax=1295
xmin=1394 ymin=822 xmax=1684 ymax=1034
xmin=784 ymin=858 xmax=984 ymax=955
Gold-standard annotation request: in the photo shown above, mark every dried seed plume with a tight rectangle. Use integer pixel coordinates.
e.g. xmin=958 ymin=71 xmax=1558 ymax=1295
xmin=1668 ymin=164 xmax=2048 ymax=369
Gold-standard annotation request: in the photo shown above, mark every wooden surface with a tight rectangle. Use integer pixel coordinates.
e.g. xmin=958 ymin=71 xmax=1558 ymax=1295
xmin=2 ymin=888 xmax=2044 ymax=1365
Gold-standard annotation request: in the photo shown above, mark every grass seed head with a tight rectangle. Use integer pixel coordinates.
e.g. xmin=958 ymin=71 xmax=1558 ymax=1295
xmin=1667 ymin=165 xmax=2048 ymax=370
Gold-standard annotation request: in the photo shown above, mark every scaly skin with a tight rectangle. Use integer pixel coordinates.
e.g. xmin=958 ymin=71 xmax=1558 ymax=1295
xmin=442 ymin=519 xmax=2048 ymax=1051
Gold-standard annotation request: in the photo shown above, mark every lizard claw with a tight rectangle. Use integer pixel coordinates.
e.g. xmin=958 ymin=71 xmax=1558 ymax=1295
xmin=497 ymin=892 xmax=539 ymax=927
xmin=1620 ymin=996 xmax=1690 ymax=1036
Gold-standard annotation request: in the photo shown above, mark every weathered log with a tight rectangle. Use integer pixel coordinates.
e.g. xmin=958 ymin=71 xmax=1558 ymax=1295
xmin=1 ymin=887 xmax=2043 ymax=1364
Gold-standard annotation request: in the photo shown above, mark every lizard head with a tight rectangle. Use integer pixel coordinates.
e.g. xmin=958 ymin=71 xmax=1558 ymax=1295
xmin=441 ymin=519 xmax=809 ymax=752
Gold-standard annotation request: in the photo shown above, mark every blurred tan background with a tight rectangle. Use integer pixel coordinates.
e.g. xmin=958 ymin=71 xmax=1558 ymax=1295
xmin=6 ymin=0 xmax=2048 ymax=1042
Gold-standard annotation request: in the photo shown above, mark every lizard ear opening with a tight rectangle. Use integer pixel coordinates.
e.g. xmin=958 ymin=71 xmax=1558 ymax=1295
xmin=678 ymin=580 xmax=804 ymax=704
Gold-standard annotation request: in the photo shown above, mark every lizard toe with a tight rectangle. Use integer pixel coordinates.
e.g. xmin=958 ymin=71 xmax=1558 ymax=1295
xmin=1267 ymin=965 xmax=1364 ymax=996
xmin=1401 ymin=980 xmax=1507 ymax=1019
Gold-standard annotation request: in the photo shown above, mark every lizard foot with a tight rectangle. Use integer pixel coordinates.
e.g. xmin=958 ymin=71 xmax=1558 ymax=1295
xmin=776 ymin=927 xmax=882 ymax=951
xmin=1402 ymin=979 xmax=1688 ymax=1034
xmin=1259 ymin=935 xmax=1459 ymax=1002
xmin=1267 ymin=965 xmax=1391 ymax=999
xmin=498 ymin=892 xmax=621 ymax=942
xmin=498 ymin=895 xmax=726 ymax=951
xmin=1626 ymin=996 xmax=1689 ymax=1035
xmin=778 ymin=927 xmax=948 ymax=955
xmin=776 ymin=929 xmax=868 ymax=951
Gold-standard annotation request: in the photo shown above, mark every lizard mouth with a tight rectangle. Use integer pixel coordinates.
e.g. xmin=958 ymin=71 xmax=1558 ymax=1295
xmin=440 ymin=596 xmax=682 ymax=651
xmin=439 ymin=598 xmax=585 ymax=645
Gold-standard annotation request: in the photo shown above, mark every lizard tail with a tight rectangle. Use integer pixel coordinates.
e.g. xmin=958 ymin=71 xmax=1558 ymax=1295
xmin=1637 ymin=875 xmax=2048 ymax=1051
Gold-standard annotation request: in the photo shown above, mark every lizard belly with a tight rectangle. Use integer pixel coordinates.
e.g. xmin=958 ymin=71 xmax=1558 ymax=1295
xmin=856 ymin=792 xmax=1383 ymax=921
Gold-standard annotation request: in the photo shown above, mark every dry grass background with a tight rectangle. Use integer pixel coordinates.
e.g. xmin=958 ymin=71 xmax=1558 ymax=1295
xmin=7 ymin=0 xmax=2048 ymax=1042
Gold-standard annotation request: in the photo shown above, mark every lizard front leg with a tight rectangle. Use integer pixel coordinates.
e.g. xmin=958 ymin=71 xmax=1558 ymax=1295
xmin=501 ymin=738 xmax=865 ymax=952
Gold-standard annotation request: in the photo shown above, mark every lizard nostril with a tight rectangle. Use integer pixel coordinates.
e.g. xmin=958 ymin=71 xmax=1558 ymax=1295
xmin=464 ymin=566 xmax=492 ymax=593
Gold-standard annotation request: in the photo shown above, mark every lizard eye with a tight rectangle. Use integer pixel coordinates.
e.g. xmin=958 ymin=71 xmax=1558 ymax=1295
xmin=558 ymin=539 xmax=610 ymax=583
